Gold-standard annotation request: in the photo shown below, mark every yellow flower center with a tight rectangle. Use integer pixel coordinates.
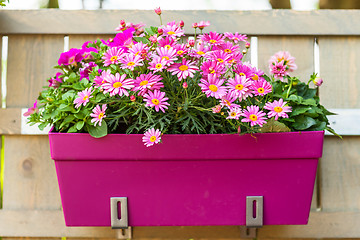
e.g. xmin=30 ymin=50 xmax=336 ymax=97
xmin=239 ymin=73 xmax=246 ymax=76
xmin=177 ymin=50 xmax=184 ymax=55
xmin=209 ymin=84 xmax=218 ymax=92
xmin=274 ymin=106 xmax=283 ymax=113
xmin=150 ymin=136 xmax=157 ymax=142
xmin=197 ymin=51 xmax=205 ymax=55
xmin=249 ymin=114 xmax=258 ymax=121
xmin=167 ymin=31 xmax=175 ymax=35
xmin=113 ymin=82 xmax=123 ymax=88
xmin=156 ymin=63 xmax=163 ymax=69
xmin=127 ymin=62 xmax=135 ymax=66
xmin=152 ymin=98 xmax=160 ymax=105
xmin=179 ymin=65 xmax=189 ymax=71
xmin=135 ymin=51 xmax=140 ymax=56
xmin=210 ymin=39 xmax=217 ymax=44
xmin=83 ymin=96 xmax=89 ymax=101
xmin=231 ymin=112 xmax=237 ymax=117
xmin=162 ymin=56 xmax=170 ymax=61
xmin=224 ymin=49 xmax=232 ymax=53
xmin=235 ymin=84 xmax=244 ymax=90
xmin=209 ymin=68 xmax=215 ymax=74
xmin=110 ymin=56 xmax=118 ymax=62
xmin=217 ymin=58 xmax=224 ymax=63
xmin=257 ymin=88 xmax=265 ymax=93
xmin=252 ymin=74 xmax=259 ymax=81
xmin=98 ymin=113 xmax=104 ymax=119
xmin=165 ymin=45 xmax=171 ymax=50
xmin=224 ymin=100 xmax=231 ymax=106
xmin=140 ymin=80 xmax=148 ymax=86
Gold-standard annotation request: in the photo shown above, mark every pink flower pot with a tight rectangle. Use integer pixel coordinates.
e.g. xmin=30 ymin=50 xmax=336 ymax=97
xmin=49 ymin=131 xmax=324 ymax=227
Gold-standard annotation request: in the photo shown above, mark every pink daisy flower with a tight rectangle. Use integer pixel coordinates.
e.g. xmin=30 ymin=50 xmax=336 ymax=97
xmin=220 ymin=93 xmax=240 ymax=109
xmin=197 ymin=20 xmax=210 ymax=30
xmin=224 ymin=32 xmax=247 ymax=43
xmin=241 ymin=105 xmax=267 ymax=127
xmin=133 ymin=73 xmax=164 ymax=96
xmin=94 ymin=69 xmax=111 ymax=88
xmin=234 ymin=63 xmax=254 ymax=79
xmin=200 ymin=32 xmax=225 ymax=45
xmin=189 ymin=40 xmax=210 ymax=59
xmin=218 ymin=42 xmax=241 ymax=55
xmin=162 ymin=24 xmax=185 ymax=39
xmin=155 ymin=47 xmax=177 ymax=66
xmin=143 ymin=90 xmax=170 ymax=113
xmin=168 ymin=58 xmax=199 ymax=81
xmin=173 ymin=44 xmax=188 ymax=57
xmin=226 ymin=107 xmax=242 ymax=120
xmin=270 ymin=60 xmax=288 ymax=81
xmin=129 ymin=42 xmax=149 ymax=60
xmin=142 ymin=128 xmax=162 ymax=147
xmin=120 ymin=54 xmax=143 ymax=70
xmin=269 ymin=51 xmax=297 ymax=72
xmin=74 ymin=87 xmax=94 ymax=108
xmin=264 ymin=99 xmax=292 ymax=120
xmin=198 ymin=74 xmax=227 ymax=99
xmin=201 ymin=60 xmax=226 ymax=77
xmin=251 ymin=79 xmax=272 ymax=96
xmin=249 ymin=66 xmax=265 ymax=81
xmin=148 ymin=57 xmax=168 ymax=73
xmin=102 ymin=47 xmax=124 ymax=66
xmin=102 ymin=73 xmax=134 ymax=97
xmin=158 ymin=37 xmax=176 ymax=49
xmin=226 ymin=75 xmax=252 ymax=101
xmin=227 ymin=52 xmax=244 ymax=65
xmin=90 ymin=104 xmax=107 ymax=127
xmin=209 ymin=50 xmax=231 ymax=65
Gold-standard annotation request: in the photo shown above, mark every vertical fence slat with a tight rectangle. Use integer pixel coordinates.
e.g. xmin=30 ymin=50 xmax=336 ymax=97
xmin=319 ymin=37 xmax=360 ymax=212
xmin=6 ymin=35 xmax=64 ymax=107
xmin=257 ymin=36 xmax=315 ymax=82
xmin=319 ymin=37 xmax=360 ymax=108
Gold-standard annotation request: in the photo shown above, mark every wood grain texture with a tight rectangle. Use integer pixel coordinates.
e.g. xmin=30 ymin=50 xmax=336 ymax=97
xmin=2 ymin=136 xmax=61 ymax=210
xmin=258 ymin=36 xmax=315 ymax=82
xmin=320 ymin=136 xmax=360 ymax=211
xmin=1 ymin=10 xmax=360 ymax=35
xmin=319 ymin=37 xmax=360 ymax=108
xmin=0 ymin=108 xmax=21 ymax=134
xmin=6 ymin=35 xmax=63 ymax=108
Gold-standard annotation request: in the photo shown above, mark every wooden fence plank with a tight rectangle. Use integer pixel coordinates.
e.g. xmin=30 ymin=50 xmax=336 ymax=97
xmin=6 ymin=35 xmax=63 ymax=108
xmin=1 ymin=10 xmax=360 ymax=36
xmin=319 ymin=37 xmax=360 ymax=109
xmin=2 ymin=136 xmax=61 ymax=210
xmin=69 ymin=34 xmax=113 ymax=49
xmin=257 ymin=36 xmax=315 ymax=83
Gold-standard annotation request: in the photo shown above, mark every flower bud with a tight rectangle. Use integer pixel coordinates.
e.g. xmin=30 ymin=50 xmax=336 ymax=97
xmin=182 ymin=82 xmax=188 ymax=89
xmin=158 ymin=28 xmax=163 ymax=35
xmin=245 ymin=41 xmax=250 ymax=48
xmin=154 ymin=7 xmax=162 ymax=15
xmin=178 ymin=20 xmax=184 ymax=28
xmin=192 ymin=22 xmax=198 ymax=28
xmin=149 ymin=35 xmax=158 ymax=43
xmin=130 ymin=95 xmax=136 ymax=102
xmin=313 ymin=77 xmax=323 ymax=87
xmin=188 ymin=39 xmax=195 ymax=47
xmin=242 ymin=49 xmax=247 ymax=54
xmin=212 ymin=105 xmax=222 ymax=113
xmin=120 ymin=19 xmax=126 ymax=27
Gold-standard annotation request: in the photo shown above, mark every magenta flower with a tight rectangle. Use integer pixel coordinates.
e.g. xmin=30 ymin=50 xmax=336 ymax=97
xmin=264 ymin=99 xmax=292 ymax=120
xmin=102 ymin=47 xmax=124 ymax=66
xmin=74 ymin=87 xmax=94 ymax=109
xmin=58 ymin=48 xmax=83 ymax=66
xmin=94 ymin=69 xmax=111 ymax=87
xmin=168 ymin=58 xmax=199 ymax=81
xmin=154 ymin=7 xmax=162 ymax=15
xmin=102 ymin=73 xmax=134 ymax=97
xmin=142 ymin=128 xmax=162 ymax=147
xmin=23 ymin=100 xmax=39 ymax=116
xmin=102 ymin=28 xmax=135 ymax=48
xmin=223 ymin=32 xmax=247 ymax=43
xmin=198 ymin=74 xmax=227 ymax=99
xmin=313 ymin=77 xmax=323 ymax=87
xmin=226 ymin=75 xmax=252 ymax=101
xmin=90 ymin=104 xmax=107 ymax=127
xmin=251 ymin=79 xmax=272 ymax=96
xmin=48 ymin=72 xmax=63 ymax=88
xmin=241 ymin=105 xmax=267 ymax=127
xmin=226 ymin=107 xmax=242 ymax=120
xmin=133 ymin=73 xmax=164 ymax=96
xmin=201 ymin=60 xmax=226 ymax=77
xmin=79 ymin=62 xmax=97 ymax=80
xmin=143 ymin=90 xmax=170 ymax=113
xmin=200 ymin=31 xmax=225 ymax=45
xmin=120 ymin=54 xmax=143 ymax=70
xmin=80 ymin=41 xmax=99 ymax=60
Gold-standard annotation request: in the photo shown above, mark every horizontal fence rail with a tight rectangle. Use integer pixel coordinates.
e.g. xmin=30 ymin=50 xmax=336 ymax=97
xmin=0 ymin=9 xmax=359 ymax=240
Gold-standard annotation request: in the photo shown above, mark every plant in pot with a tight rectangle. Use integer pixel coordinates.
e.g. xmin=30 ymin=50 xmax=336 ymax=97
xmin=25 ymin=8 xmax=338 ymax=227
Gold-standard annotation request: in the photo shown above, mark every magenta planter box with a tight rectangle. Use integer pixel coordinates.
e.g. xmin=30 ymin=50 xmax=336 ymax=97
xmin=49 ymin=131 xmax=324 ymax=227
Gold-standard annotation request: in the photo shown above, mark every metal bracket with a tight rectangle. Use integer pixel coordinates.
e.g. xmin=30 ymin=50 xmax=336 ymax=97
xmin=115 ymin=228 xmax=132 ymax=239
xmin=246 ymin=196 xmax=263 ymax=228
xmin=240 ymin=226 xmax=257 ymax=238
xmin=110 ymin=197 xmax=128 ymax=229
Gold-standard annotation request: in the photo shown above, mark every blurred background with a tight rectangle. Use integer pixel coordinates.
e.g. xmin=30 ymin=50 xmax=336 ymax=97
xmin=2 ymin=0 xmax=360 ymax=10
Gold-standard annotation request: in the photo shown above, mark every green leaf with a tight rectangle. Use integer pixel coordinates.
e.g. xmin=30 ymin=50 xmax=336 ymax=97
xmin=145 ymin=27 xmax=155 ymax=35
xmin=290 ymin=106 xmax=311 ymax=116
xmin=292 ymin=116 xmax=317 ymax=130
xmin=133 ymin=36 xmax=150 ymax=44
xmin=76 ymin=121 xmax=85 ymax=130
xmin=88 ymin=121 xmax=108 ymax=138
xmin=67 ymin=125 xmax=78 ymax=133
xmin=260 ymin=118 xmax=291 ymax=133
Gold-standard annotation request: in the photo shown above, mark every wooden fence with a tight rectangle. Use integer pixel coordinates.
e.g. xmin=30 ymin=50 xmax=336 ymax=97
xmin=0 ymin=9 xmax=360 ymax=239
